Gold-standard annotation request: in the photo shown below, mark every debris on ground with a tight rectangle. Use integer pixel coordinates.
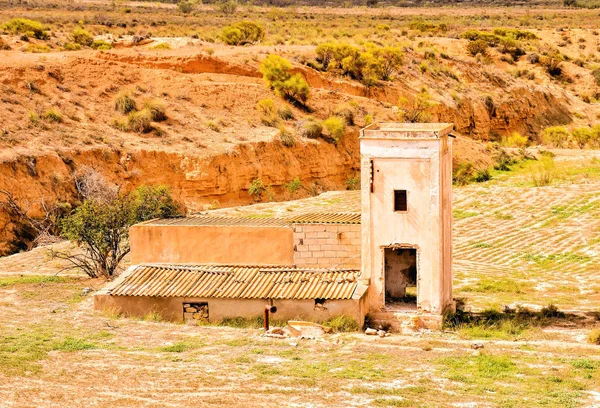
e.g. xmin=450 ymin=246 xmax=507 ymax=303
xmin=365 ymin=328 xmax=377 ymax=335
xmin=471 ymin=342 xmax=485 ymax=349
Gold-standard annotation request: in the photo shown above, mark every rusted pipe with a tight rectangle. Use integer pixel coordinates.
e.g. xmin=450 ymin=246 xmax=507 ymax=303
xmin=264 ymin=304 xmax=277 ymax=331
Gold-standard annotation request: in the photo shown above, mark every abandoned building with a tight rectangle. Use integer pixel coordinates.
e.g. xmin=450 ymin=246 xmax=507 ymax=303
xmin=94 ymin=123 xmax=455 ymax=330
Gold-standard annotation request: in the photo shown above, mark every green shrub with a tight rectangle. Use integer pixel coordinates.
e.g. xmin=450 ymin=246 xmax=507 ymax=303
xmin=259 ymin=54 xmax=309 ymax=104
xmin=297 ymin=118 xmax=322 ymax=138
xmin=151 ymin=43 xmax=171 ymax=50
xmin=221 ymin=21 xmax=264 ymax=46
xmin=63 ymin=42 xmax=82 ymax=51
xmin=127 ymin=109 xmax=153 ymax=133
xmin=284 ymin=177 xmax=302 ymax=197
xmin=143 ymin=99 xmax=167 ymax=121
xmin=114 ymin=92 xmax=137 ymax=114
xmin=539 ymin=126 xmax=570 ymax=147
xmin=315 ymin=42 xmax=402 ymax=82
xmin=44 ymin=108 xmax=63 ymax=123
xmin=2 ymin=18 xmax=48 ymax=39
xmin=364 ymin=113 xmax=373 ymax=126
xmin=177 ymin=0 xmax=195 ymax=13
xmin=323 ymin=116 xmax=345 ymax=144
xmin=501 ymin=132 xmax=528 ymax=147
xmin=466 ymin=39 xmax=489 ymax=56
xmin=248 ymin=178 xmax=265 ymax=201
xmin=571 ymin=127 xmax=593 ymax=148
xmin=72 ymin=27 xmax=93 ymax=46
xmin=91 ymin=40 xmax=111 ymax=50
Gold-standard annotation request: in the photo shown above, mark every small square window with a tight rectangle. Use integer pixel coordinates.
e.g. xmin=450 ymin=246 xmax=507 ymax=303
xmin=394 ymin=190 xmax=407 ymax=212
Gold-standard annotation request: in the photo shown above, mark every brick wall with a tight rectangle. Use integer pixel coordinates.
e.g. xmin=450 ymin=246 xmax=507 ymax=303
xmin=293 ymin=224 xmax=361 ymax=269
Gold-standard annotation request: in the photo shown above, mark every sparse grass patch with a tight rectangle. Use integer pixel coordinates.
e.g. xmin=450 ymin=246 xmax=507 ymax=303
xmin=588 ymin=328 xmax=600 ymax=345
xmin=52 ymin=337 xmax=96 ymax=352
xmin=24 ymin=44 xmax=51 ymax=53
xmin=2 ymin=18 xmax=48 ymax=39
xmin=160 ymin=339 xmax=206 ymax=352
xmin=44 ymin=108 xmax=63 ymax=123
xmin=323 ymin=315 xmax=360 ymax=332
xmin=151 ymin=43 xmax=171 ymax=50
xmin=453 ymin=209 xmax=478 ymax=219
xmin=0 ymin=275 xmax=70 ymax=287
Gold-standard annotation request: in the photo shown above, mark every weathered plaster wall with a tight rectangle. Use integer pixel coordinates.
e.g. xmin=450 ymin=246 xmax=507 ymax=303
xmin=360 ymin=127 xmax=454 ymax=316
xmin=94 ymin=294 xmax=365 ymax=326
xmin=130 ymin=224 xmax=294 ymax=265
xmin=292 ymin=224 xmax=361 ymax=269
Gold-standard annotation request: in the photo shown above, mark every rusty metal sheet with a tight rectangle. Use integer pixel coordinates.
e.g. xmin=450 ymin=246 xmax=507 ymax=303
xmin=109 ymin=264 xmax=359 ymax=300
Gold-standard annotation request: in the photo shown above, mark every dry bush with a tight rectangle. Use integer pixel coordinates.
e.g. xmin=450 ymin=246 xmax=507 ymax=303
xmin=530 ymin=156 xmax=555 ymax=187
xmin=296 ymin=118 xmax=322 ymax=139
xmin=323 ymin=116 xmax=345 ymax=144
xmin=143 ymin=99 xmax=167 ymax=121
xmin=127 ymin=110 xmax=153 ymax=133
xmin=114 ymin=92 xmax=137 ymax=114
xmin=279 ymin=126 xmax=295 ymax=147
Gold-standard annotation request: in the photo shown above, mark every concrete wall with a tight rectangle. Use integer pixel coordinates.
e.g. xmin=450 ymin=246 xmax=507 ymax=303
xmin=292 ymin=224 xmax=361 ymax=269
xmin=94 ymin=294 xmax=366 ymax=326
xmin=360 ymin=126 xmax=453 ymax=316
xmin=130 ymin=224 xmax=294 ymax=265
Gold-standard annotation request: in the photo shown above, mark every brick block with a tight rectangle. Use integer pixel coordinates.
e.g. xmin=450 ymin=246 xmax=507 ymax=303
xmin=323 ymin=250 xmax=336 ymax=257
xmin=296 ymin=245 xmax=309 ymax=252
xmin=300 ymin=251 xmax=313 ymax=258
xmin=320 ymin=244 xmax=333 ymax=251
xmin=308 ymin=245 xmax=321 ymax=251
xmin=317 ymin=231 xmax=332 ymax=238
xmin=305 ymin=231 xmax=320 ymax=239
xmin=303 ymin=238 xmax=319 ymax=245
xmin=304 ymin=257 xmax=318 ymax=264
xmin=294 ymin=226 xmax=303 ymax=233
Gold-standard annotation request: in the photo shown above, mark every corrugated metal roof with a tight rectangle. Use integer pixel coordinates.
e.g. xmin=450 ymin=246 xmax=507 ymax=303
xmin=142 ymin=212 xmax=361 ymax=227
xmin=109 ymin=264 xmax=360 ymax=300
xmin=286 ymin=212 xmax=361 ymax=224
xmin=145 ymin=216 xmax=288 ymax=227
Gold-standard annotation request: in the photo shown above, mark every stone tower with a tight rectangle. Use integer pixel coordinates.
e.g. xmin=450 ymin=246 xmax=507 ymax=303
xmin=359 ymin=123 xmax=454 ymax=329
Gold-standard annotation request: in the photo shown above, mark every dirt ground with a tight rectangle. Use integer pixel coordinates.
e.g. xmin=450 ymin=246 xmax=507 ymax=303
xmin=0 ymin=149 xmax=599 ymax=408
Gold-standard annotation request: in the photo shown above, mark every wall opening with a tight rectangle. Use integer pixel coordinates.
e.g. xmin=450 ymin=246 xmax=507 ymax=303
xmin=384 ymin=247 xmax=417 ymax=310
xmin=183 ymin=302 xmax=209 ymax=325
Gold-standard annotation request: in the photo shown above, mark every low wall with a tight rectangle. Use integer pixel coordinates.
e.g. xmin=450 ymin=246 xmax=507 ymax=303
xmin=292 ymin=224 xmax=361 ymax=269
xmin=94 ymin=294 xmax=366 ymax=326
xmin=130 ymin=224 xmax=294 ymax=265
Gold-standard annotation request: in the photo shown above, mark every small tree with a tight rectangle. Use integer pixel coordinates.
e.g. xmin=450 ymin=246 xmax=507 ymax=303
xmin=56 ymin=185 xmax=180 ymax=279
xmin=284 ymin=177 xmax=302 ymax=197
xmin=260 ymin=54 xmax=310 ymax=104
xmin=248 ymin=178 xmax=265 ymax=202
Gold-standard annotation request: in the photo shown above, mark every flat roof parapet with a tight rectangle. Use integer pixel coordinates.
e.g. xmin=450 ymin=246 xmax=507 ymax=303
xmin=360 ymin=122 xmax=453 ymax=140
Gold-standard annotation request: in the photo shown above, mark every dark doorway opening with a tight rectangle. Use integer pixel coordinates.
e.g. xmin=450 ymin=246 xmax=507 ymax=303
xmin=384 ymin=247 xmax=417 ymax=310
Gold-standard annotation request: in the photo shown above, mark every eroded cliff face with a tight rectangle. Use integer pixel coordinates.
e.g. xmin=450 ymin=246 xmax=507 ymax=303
xmin=0 ymin=134 xmax=360 ymax=255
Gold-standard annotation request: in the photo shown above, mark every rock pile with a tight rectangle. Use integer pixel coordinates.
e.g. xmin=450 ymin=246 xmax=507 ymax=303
xmin=365 ymin=327 xmax=390 ymax=337
xmin=183 ymin=303 xmax=209 ymax=324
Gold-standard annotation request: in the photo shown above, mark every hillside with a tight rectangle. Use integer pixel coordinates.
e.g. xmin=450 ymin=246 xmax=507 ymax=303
xmin=1 ymin=1 xmax=600 ymax=255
